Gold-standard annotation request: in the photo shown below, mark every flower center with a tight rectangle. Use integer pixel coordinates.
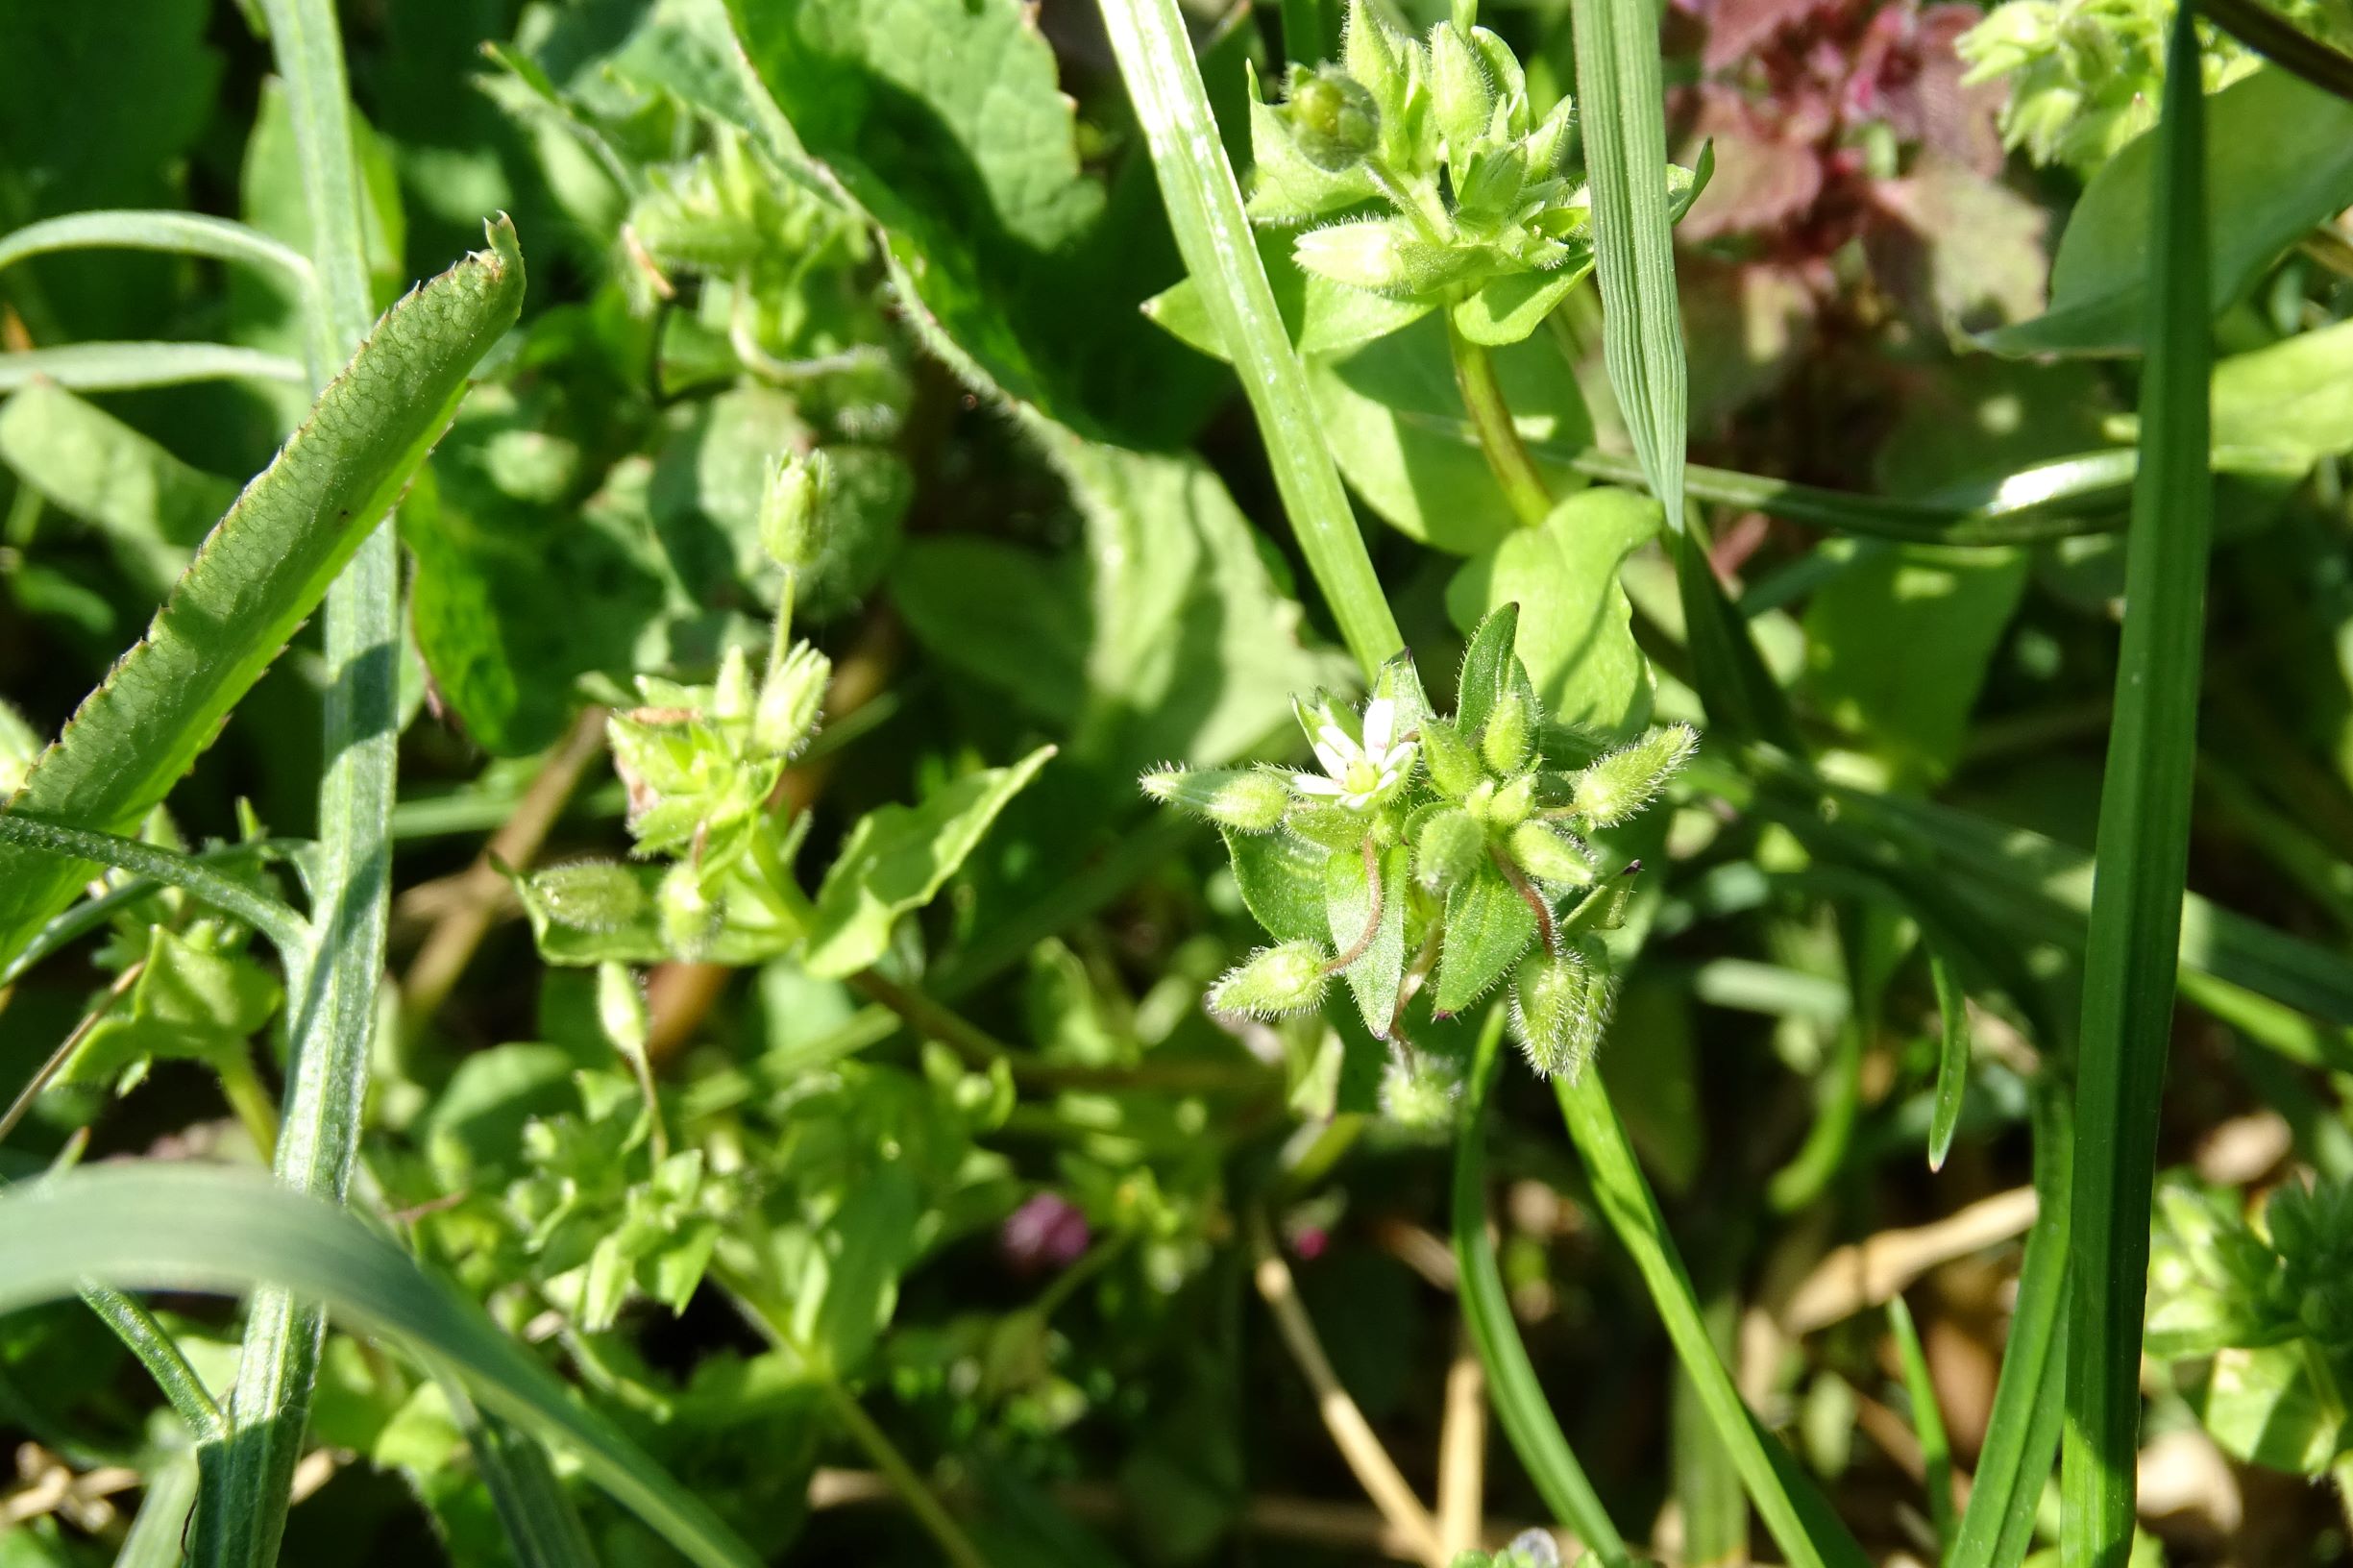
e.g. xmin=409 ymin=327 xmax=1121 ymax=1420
xmin=1343 ymin=758 xmax=1383 ymax=796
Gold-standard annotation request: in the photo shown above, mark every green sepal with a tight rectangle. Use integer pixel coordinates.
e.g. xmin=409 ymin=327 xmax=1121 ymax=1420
xmin=1210 ymin=941 xmax=1335 ymax=1017
xmin=1325 ymin=843 xmax=1411 ymax=1037
xmin=1509 ymin=941 xmax=1611 ymax=1080
xmin=1434 ymin=855 xmax=1539 ymax=1013
xmin=1287 ymin=803 xmax=1374 ymax=850
xmin=1414 ymin=805 xmax=1485 ymax=892
xmin=1456 ymin=602 xmax=1520 ymax=737
xmin=1418 ymin=715 xmax=1484 ymax=797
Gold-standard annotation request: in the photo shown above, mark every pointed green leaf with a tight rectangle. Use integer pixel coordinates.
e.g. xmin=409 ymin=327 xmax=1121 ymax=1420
xmin=1326 ymin=843 xmax=1410 ymax=1037
xmin=802 ymin=745 xmax=1057 ymax=977
xmin=0 ymin=222 xmax=525 ymax=972
xmin=1436 ymin=857 xmax=1538 ymax=1014
xmin=1927 ymin=950 xmax=1970 ymax=1171
xmin=1456 ymin=602 xmax=1520 ymax=736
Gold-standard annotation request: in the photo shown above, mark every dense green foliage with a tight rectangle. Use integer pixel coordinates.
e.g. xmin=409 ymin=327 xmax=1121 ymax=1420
xmin=4 ymin=0 xmax=2353 ymax=1564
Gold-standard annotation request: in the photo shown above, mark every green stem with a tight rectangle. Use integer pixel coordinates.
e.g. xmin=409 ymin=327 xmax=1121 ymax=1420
xmin=1448 ymin=316 xmax=1555 ymax=528
xmin=1555 ymin=1068 xmax=1869 ymax=1568
xmin=720 ymin=1269 xmax=991 ymax=1568
xmin=207 ymin=0 xmax=395 ymax=1560
xmin=217 ymin=1054 xmax=282 ymax=1164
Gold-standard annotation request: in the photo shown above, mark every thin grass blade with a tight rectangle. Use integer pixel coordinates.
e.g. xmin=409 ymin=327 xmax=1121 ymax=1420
xmin=1569 ymin=0 xmax=1687 ymax=524
xmin=1951 ymin=1085 xmax=2073 ymax=1568
xmin=1556 ymin=1071 xmax=1869 ymax=1568
xmin=0 ymin=342 xmax=306 ymax=392
xmin=1094 ymin=0 xmax=1404 ymax=675
xmin=1927 ymin=950 xmax=1970 ymax=1171
xmin=2061 ymin=11 xmax=2214 ymax=1560
xmin=0 ymin=815 xmax=308 ymax=956
xmin=0 ymin=1164 xmax=761 ymax=1568
xmin=1454 ymin=1014 xmax=1630 ymax=1561
xmin=0 ymin=211 xmax=313 ymax=289
xmin=1887 ymin=1296 xmax=1955 ymax=1552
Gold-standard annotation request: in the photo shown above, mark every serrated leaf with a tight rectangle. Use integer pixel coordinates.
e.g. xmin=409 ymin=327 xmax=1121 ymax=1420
xmin=0 ymin=220 xmax=526 ymax=972
xmin=1436 ymin=857 xmax=1538 ymax=1014
xmin=1981 ymin=69 xmax=2353 ymax=357
xmin=1326 ymin=844 xmax=1409 ymax=1037
xmin=1224 ymin=826 xmax=1336 ymax=945
xmin=801 ymin=745 xmax=1056 ymax=978
xmin=1446 ymin=487 xmax=1660 ymax=736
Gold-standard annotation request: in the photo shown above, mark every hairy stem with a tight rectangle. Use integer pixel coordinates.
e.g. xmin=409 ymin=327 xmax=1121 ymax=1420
xmin=1447 ymin=316 xmax=1554 ymax=528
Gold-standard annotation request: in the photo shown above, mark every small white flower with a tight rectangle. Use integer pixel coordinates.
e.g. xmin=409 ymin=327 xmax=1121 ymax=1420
xmin=1291 ymin=693 xmax=1417 ymax=811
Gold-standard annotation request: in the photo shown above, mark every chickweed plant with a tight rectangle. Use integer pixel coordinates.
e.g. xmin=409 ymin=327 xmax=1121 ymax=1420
xmin=1 ymin=0 xmax=2352 ymax=1563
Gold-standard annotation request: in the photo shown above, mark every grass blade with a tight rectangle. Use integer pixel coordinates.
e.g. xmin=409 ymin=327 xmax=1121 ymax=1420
xmin=0 ymin=222 xmax=524 ymax=971
xmin=1454 ymin=1012 xmax=1630 ymax=1562
xmin=1569 ymin=0 xmax=1687 ymax=524
xmin=1556 ymin=1071 xmax=1869 ymax=1568
xmin=0 ymin=342 xmax=306 ymax=391
xmin=1886 ymin=1296 xmax=1954 ymax=1553
xmin=0 ymin=815 xmax=308 ymax=955
xmin=0 ymin=211 xmax=313 ymax=290
xmin=1927 ymin=950 xmax=1970 ymax=1171
xmin=81 ymin=1284 xmax=227 ymax=1441
xmin=2062 ymin=5 xmax=2214 ymax=1558
xmin=1094 ymin=0 xmax=1405 ymax=675
xmin=1951 ymin=1085 xmax=2073 ymax=1568
xmin=2191 ymin=0 xmax=2353 ymax=109
xmin=461 ymin=1395 xmax=603 ymax=1568
xmin=0 ymin=1164 xmax=761 ymax=1568
xmin=208 ymin=5 xmax=482 ymax=1559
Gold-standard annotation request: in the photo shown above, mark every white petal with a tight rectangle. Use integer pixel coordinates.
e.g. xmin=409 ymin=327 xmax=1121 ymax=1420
xmin=1378 ymin=741 xmax=1418 ymax=772
xmin=1311 ymin=736 xmax=1351 ymax=779
xmin=1316 ymin=723 xmax=1361 ymax=761
xmin=1360 ymin=697 xmax=1395 ymax=756
xmin=1292 ymin=773 xmax=1347 ymax=796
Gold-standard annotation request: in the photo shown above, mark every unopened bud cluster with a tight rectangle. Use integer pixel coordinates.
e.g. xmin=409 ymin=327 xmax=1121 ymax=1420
xmin=1147 ymin=603 xmax=1695 ymax=1092
xmin=1244 ymin=0 xmax=1703 ymax=307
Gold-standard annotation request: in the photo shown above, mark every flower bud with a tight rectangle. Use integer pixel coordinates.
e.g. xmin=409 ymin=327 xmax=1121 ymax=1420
xmin=1380 ymin=1048 xmax=1461 ymax=1131
xmin=659 ymin=863 xmax=723 ymax=958
xmin=1209 ymin=942 xmax=1333 ymax=1017
xmin=1488 ymin=772 xmax=1535 ymax=829
xmin=1141 ymin=767 xmax=1292 ymax=831
xmin=753 ymin=642 xmax=830 ymax=757
xmin=597 ymin=961 xmax=651 ymax=1057
xmin=1294 ymin=217 xmax=1417 ymax=295
xmin=1415 ymin=806 xmax=1485 ymax=892
xmin=1572 ymin=723 xmax=1698 ymax=827
xmin=1419 ymin=715 xmax=1483 ymax=797
xmin=1480 ymin=688 xmax=1532 ymax=773
xmin=760 ymin=451 xmax=830 ymax=572
xmin=1285 ymin=68 xmax=1381 ymax=173
xmin=1508 ymin=821 xmax=1594 ymax=887
xmin=1429 ymin=23 xmax=1494 ymax=160
xmin=1342 ymin=0 xmax=1409 ymax=121
xmin=1511 ymin=945 xmax=1610 ymax=1080
xmin=530 ymin=860 xmax=648 ymax=932
xmin=711 ymin=646 xmax=756 ymax=726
